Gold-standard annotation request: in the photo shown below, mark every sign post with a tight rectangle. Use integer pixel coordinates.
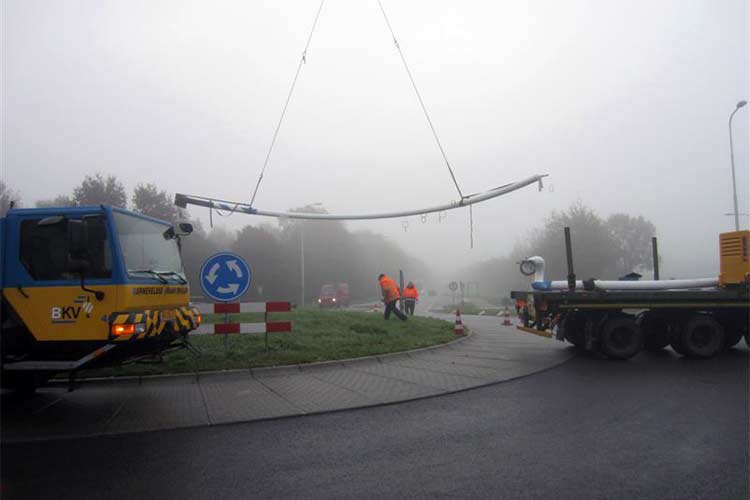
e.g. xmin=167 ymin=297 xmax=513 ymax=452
xmin=200 ymin=253 xmax=252 ymax=351
xmin=449 ymin=281 xmax=458 ymax=306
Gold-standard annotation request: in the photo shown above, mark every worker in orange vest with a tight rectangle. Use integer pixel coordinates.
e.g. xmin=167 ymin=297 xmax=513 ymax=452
xmin=515 ymin=298 xmax=526 ymax=315
xmin=378 ymin=273 xmax=407 ymax=321
xmin=403 ymin=281 xmax=419 ymax=316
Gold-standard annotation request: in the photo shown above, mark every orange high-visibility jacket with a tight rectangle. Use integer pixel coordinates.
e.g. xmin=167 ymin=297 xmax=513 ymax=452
xmin=403 ymin=286 xmax=419 ymax=300
xmin=379 ymin=275 xmax=401 ymax=302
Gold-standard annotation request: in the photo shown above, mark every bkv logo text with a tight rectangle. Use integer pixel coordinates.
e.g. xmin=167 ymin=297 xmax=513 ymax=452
xmin=51 ymin=296 xmax=94 ymax=322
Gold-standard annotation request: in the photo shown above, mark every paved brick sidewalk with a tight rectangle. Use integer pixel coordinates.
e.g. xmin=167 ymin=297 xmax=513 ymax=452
xmin=1 ymin=315 xmax=574 ymax=442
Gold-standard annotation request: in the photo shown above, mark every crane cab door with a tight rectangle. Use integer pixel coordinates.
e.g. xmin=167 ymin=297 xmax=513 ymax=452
xmin=2 ymin=213 xmax=119 ymax=356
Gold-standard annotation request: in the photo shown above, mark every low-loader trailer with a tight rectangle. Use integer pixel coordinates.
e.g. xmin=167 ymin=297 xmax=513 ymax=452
xmin=511 ymin=229 xmax=749 ymax=360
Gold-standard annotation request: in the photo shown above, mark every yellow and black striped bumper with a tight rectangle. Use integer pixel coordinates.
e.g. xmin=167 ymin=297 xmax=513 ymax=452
xmin=109 ymin=306 xmax=201 ymax=342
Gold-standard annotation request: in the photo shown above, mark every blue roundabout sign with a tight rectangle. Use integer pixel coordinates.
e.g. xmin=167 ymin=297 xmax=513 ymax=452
xmin=200 ymin=253 xmax=251 ymax=302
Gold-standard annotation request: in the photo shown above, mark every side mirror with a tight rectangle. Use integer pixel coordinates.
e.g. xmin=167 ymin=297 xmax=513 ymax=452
xmin=163 ymin=222 xmax=193 ymax=240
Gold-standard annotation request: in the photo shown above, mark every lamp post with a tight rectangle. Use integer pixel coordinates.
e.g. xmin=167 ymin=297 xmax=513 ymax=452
xmin=728 ymin=100 xmax=747 ymax=231
xmin=297 ymin=203 xmax=322 ymax=308
xmin=300 ymin=225 xmax=305 ymax=307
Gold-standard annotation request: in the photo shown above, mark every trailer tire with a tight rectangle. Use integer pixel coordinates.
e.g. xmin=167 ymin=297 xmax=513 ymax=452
xmin=600 ymin=316 xmax=643 ymax=360
xmin=561 ymin=313 xmax=586 ymax=347
xmin=670 ymin=334 xmax=687 ymax=356
xmin=636 ymin=312 xmax=671 ymax=351
xmin=680 ymin=315 xmax=725 ymax=359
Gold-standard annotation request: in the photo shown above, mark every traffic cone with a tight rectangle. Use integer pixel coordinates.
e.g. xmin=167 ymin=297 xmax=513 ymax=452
xmin=502 ymin=308 xmax=512 ymax=326
xmin=454 ymin=308 xmax=464 ymax=335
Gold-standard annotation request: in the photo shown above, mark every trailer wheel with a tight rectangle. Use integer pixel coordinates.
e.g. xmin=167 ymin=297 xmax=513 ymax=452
xmin=600 ymin=316 xmax=643 ymax=360
xmin=561 ymin=313 xmax=585 ymax=347
xmin=636 ymin=312 xmax=671 ymax=351
xmin=670 ymin=334 xmax=687 ymax=356
xmin=680 ymin=315 xmax=725 ymax=359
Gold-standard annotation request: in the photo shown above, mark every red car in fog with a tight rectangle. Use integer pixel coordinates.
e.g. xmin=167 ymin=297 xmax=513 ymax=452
xmin=318 ymin=284 xmax=337 ymax=308
xmin=318 ymin=283 xmax=350 ymax=308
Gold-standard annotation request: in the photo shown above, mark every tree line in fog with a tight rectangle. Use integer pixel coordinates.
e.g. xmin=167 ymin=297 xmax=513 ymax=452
xmin=1 ymin=177 xmax=428 ymax=304
xmin=463 ymin=203 xmax=658 ymax=304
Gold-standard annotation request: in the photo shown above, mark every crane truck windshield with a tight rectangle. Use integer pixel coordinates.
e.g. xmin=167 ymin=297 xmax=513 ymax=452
xmin=113 ymin=212 xmax=186 ymax=283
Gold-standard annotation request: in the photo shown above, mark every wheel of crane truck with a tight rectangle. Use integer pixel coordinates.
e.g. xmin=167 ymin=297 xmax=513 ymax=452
xmin=561 ymin=313 xmax=586 ymax=347
xmin=636 ymin=312 xmax=671 ymax=351
xmin=679 ymin=314 xmax=725 ymax=359
xmin=599 ymin=315 xmax=644 ymax=360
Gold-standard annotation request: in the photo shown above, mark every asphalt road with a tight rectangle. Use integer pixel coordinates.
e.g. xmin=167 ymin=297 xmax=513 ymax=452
xmin=3 ymin=345 xmax=747 ymax=500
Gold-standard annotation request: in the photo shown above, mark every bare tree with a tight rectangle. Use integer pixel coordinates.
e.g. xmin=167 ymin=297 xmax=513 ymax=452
xmin=132 ymin=183 xmax=181 ymax=222
xmin=607 ymin=213 xmax=657 ymax=275
xmin=0 ymin=181 xmax=20 ymax=215
xmin=520 ymin=203 xmax=620 ymax=280
xmin=35 ymin=195 xmax=76 ymax=208
xmin=73 ymin=174 xmax=127 ymax=207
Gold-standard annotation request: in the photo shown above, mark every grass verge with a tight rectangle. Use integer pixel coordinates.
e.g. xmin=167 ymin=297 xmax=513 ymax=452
xmin=76 ymin=309 xmax=460 ymax=378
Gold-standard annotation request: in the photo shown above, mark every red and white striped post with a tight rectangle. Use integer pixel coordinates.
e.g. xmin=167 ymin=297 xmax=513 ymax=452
xmin=502 ymin=308 xmax=512 ymax=326
xmin=195 ymin=302 xmax=292 ymax=350
xmin=454 ymin=308 xmax=464 ymax=335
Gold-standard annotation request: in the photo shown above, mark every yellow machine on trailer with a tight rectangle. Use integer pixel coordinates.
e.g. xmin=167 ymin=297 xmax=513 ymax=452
xmin=1 ymin=205 xmax=202 ymax=391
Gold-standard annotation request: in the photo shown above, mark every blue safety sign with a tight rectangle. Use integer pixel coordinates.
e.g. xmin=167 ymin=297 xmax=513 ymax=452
xmin=200 ymin=253 xmax=251 ymax=302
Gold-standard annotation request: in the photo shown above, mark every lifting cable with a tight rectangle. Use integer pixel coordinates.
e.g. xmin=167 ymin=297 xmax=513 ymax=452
xmin=375 ymin=0 xmax=464 ymax=200
xmin=249 ymin=0 xmax=327 ymax=208
xmin=249 ymin=0 xmax=465 ymax=207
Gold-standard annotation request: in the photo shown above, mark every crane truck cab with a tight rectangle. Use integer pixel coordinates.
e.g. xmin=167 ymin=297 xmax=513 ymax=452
xmin=0 ymin=205 xmax=201 ymax=391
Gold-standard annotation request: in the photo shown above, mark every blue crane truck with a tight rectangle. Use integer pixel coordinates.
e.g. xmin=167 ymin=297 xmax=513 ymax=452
xmin=1 ymin=205 xmax=202 ymax=391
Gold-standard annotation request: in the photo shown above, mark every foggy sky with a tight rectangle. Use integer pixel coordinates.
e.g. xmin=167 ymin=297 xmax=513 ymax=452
xmin=2 ymin=0 xmax=748 ymax=283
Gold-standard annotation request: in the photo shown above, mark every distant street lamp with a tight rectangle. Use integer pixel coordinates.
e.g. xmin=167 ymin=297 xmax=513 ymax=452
xmin=728 ymin=100 xmax=747 ymax=231
xmin=297 ymin=202 xmax=323 ymax=308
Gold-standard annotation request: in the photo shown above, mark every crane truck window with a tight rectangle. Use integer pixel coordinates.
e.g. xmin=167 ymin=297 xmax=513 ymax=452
xmin=19 ymin=217 xmax=112 ymax=281
xmin=112 ymin=212 xmax=184 ymax=279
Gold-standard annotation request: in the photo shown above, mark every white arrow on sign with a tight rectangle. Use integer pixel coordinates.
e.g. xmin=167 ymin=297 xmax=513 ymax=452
xmin=205 ymin=263 xmax=221 ymax=285
xmin=227 ymin=260 xmax=243 ymax=278
xmin=217 ymin=283 xmax=240 ymax=294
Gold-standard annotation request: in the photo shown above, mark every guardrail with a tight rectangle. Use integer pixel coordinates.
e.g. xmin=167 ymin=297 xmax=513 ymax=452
xmin=193 ymin=302 xmax=292 ymax=335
